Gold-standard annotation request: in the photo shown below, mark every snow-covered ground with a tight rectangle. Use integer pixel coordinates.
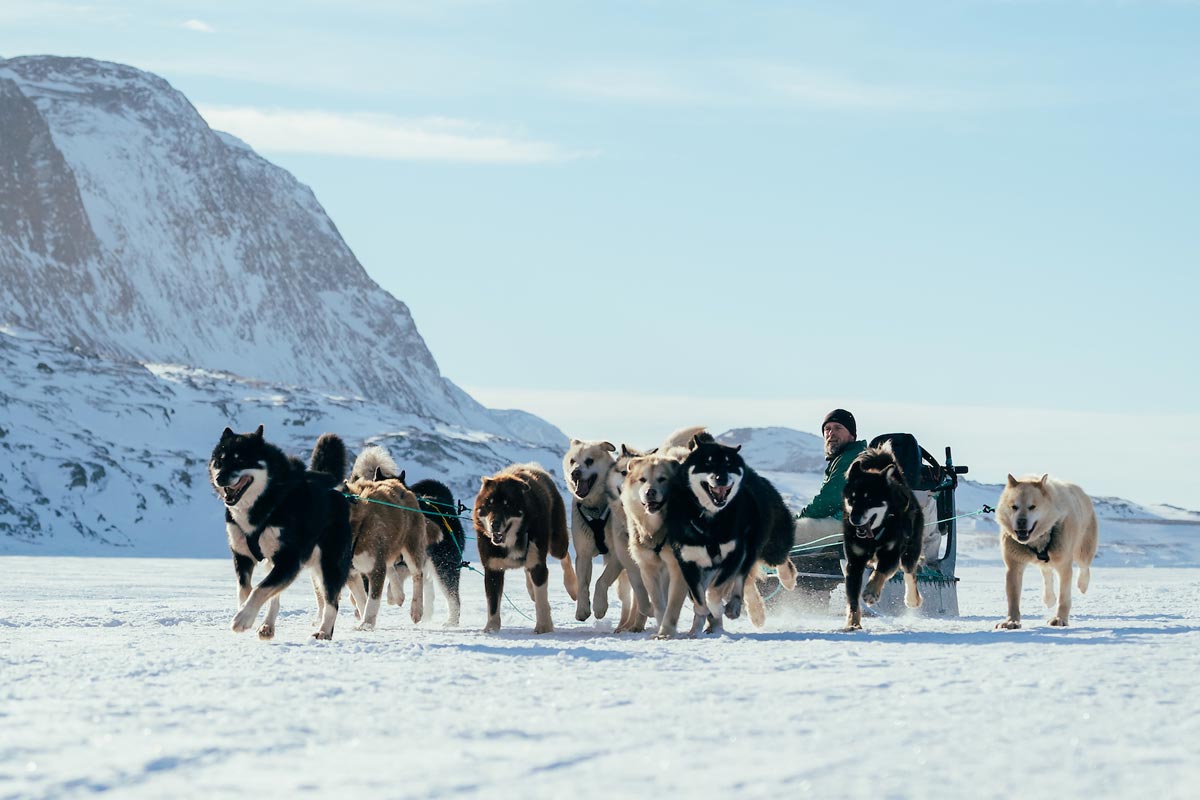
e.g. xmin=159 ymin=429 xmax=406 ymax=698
xmin=2 ymin=557 xmax=1197 ymax=800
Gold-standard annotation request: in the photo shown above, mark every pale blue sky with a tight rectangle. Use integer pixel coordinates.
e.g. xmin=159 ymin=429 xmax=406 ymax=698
xmin=3 ymin=1 xmax=1198 ymax=507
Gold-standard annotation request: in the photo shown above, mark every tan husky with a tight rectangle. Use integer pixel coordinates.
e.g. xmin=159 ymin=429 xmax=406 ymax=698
xmin=343 ymin=449 xmax=439 ymax=630
xmin=995 ymin=473 xmax=1099 ymax=629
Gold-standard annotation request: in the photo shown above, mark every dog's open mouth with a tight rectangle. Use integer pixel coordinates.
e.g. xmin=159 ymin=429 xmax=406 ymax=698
xmin=1015 ymin=522 xmax=1036 ymax=542
xmin=702 ymin=481 xmax=732 ymax=507
xmin=571 ymin=474 xmax=596 ymax=499
xmin=489 ymin=527 xmax=507 ymax=547
xmin=222 ymin=475 xmax=252 ymax=506
xmin=644 ymin=499 xmax=664 ymax=514
xmin=853 ymin=523 xmax=875 ymax=539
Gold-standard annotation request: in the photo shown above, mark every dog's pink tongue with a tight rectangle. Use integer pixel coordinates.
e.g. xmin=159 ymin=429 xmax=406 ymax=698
xmin=225 ymin=475 xmax=251 ymax=499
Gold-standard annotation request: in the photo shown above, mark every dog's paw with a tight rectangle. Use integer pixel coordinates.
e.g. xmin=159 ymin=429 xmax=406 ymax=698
xmin=256 ymin=624 xmax=275 ymax=640
xmin=230 ymin=608 xmax=257 ymax=633
xmin=995 ymin=618 xmax=1022 ymax=630
xmin=483 ymin=620 xmax=501 ymax=634
xmin=861 ymin=588 xmax=880 ymax=606
xmin=410 ymin=604 xmax=424 ymax=625
xmin=724 ymin=596 xmax=742 ymax=619
xmin=355 ymin=621 xmax=375 ymax=632
xmin=533 ymin=622 xmax=554 ymax=635
xmin=575 ymin=603 xmax=592 ymax=622
xmin=593 ymin=594 xmax=609 ymax=619
xmin=905 ymin=591 xmax=922 ymax=609
xmin=1048 ymin=617 xmax=1069 ymax=627
xmin=310 ymin=629 xmax=332 ymax=640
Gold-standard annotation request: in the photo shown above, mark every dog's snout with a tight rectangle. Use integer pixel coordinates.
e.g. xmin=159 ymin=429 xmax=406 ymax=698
xmin=570 ymin=468 xmax=582 ymax=482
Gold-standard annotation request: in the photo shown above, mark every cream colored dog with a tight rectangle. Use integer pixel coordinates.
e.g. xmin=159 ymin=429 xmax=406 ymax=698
xmin=995 ymin=473 xmax=1099 ymax=629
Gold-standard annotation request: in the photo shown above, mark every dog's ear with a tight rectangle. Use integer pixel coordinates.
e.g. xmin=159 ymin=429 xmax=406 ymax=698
xmin=602 ymin=441 xmax=616 ymax=453
xmin=1006 ymin=473 xmax=1019 ymax=488
xmin=1036 ymin=473 xmax=1049 ymax=489
xmin=884 ymin=463 xmax=903 ymax=486
xmin=645 ymin=447 xmax=658 ymax=456
xmin=373 ymin=465 xmax=389 ymax=482
xmin=398 ymin=469 xmax=406 ymax=484
xmin=732 ymin=444 xmax=742 ymax=453
xmin=480 ymin=476 xmax=494 ymax=490
xmin=847 ymin=458 xmax=864 ymax=480
xmin=221 ymin=427 xmax=234 ymax=441
xmin=689 ymin=434 xmax=704 ymax=451
xmin=253 ymin=424 xmax=264 ymax=439
xmin=570 ymin=438 xmax=581 ymax=447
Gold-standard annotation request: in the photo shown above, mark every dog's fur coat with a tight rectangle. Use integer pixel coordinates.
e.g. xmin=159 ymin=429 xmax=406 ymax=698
xmin=841 ymin=447 xmax=924 ymax=631
xmin=342 ymin=448 xmax=440 ymax=630
xmin=563 ymin=439 xmax=627 ymax=623
xmin=995 ymin=473 xmax=1098 ymax=629
xmin=663 ymin=436 xmax=795 ymax=635
xmin=349 ymin=446 xmax=465 ymax=627
xmin=473 ymin=463 xmax=578 ymax=634
xmin=208 ymin=426 xmax=352 ymax=640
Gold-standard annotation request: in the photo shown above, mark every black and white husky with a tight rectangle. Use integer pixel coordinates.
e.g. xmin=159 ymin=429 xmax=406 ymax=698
xmin=663 ymin=435 xmax=794 ymax=635
xmin=208 ymin=425 xmax=353 ymax=640
xmin=841 ymin=447 xmax=924 ymax=631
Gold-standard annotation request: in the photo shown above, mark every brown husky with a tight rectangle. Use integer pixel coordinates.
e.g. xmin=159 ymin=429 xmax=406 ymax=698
xmin=474 ymin=463 xmax=578 ymax=634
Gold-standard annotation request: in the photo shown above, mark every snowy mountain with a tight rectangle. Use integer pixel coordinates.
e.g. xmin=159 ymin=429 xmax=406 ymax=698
xmin=0 ymin=55 xmax=554 ymax=440
xmin=0 ymin=327 xmax=566 ymax=557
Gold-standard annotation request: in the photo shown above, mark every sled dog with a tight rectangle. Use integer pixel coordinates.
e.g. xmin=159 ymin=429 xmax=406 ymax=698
xmin=841 ymin=447 xmax=924 ymax=631
xmin=342 ymin=448 xmax=439 ymax=630
xmin=606 ymin=444 xmax=654 ymax=633
xmin=473 ymin=463 xmax=578 ymax=634
xmin=663 ymin=435 xmax=795 ymax=635
xmin=622 ymin=452 xmax=691 ymax=637
xmin=995 ymin=474 xmax=1098 ymax=629
xmin=208 ymin=426 xmax=352 ymax=640
xmin=350 ymin=446 xmax=465 ymax=627
xmin=563 ymin=439 xmax=626 ymax=623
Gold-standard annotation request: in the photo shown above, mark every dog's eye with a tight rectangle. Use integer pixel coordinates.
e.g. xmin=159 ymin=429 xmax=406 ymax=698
xmin=584 ymin=458 xmax=593 ymax=466
xmin=1029 ymin=504 xmax=1036 ymax=510
xmin=1011 ymin=505 xmax=1019 ymax=511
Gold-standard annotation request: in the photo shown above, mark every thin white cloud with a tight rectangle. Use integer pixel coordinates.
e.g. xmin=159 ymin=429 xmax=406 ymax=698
xmin=183 ymin=19 xmax=216 ymax=34
xmin=553 ymin=69 xmax=710 ymax=105
xmin=196 ymin=105 xmax=586 ymax=164
xmin=740 ymin=63 xmax=975 ymax=112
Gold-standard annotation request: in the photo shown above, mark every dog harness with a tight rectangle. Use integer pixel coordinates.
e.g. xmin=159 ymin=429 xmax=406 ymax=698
xmin=578 ymin=504 xmax=610 ymax=554
xmin=1029 ymin=525 xmax=1059 ymax=562
xmin=686 ymin=517 xmax=729 ymax=561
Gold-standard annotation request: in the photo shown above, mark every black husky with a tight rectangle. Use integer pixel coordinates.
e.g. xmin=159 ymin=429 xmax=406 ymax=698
xmin=208 ymin=425 xmax=353 ymax=640
xmin=841 ymin=447 xmax=924 ymax=631
xmin=663 ymin=435 xmax=794 ymax=635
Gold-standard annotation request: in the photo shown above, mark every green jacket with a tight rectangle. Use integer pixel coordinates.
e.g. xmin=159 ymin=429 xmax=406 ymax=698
xmin=797 ymin=439 xmax=867 ymax=520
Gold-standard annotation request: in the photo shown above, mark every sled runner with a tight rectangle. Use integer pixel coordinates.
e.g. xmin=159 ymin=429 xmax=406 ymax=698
xmin=777 ymin=435 xmax=969 ymax=616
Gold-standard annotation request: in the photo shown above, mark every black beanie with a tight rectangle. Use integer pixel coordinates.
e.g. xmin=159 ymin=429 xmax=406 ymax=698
xmin=822 ymin=409 xmax=856 ymax=438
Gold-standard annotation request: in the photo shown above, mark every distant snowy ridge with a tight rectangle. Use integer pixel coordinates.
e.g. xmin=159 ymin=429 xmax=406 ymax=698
xmin=0 ymin=55 xmax=558 ymax=445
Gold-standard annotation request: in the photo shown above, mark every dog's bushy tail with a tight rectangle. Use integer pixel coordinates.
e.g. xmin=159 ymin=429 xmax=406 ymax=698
xmin=351 ymin=445 xmax=399 ymax=482
xmin=310 ymin=433 xmax=347 ymax=479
